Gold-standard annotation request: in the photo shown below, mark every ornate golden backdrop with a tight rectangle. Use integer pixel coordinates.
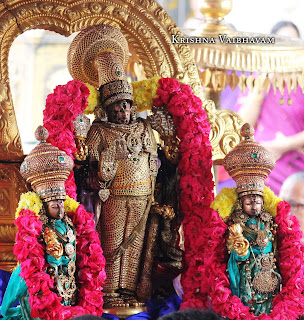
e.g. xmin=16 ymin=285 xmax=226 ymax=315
xmin=185 ymin=0 xmax=304 ymax=107
xmin=0 ymin=0 xmax=243 ymax=270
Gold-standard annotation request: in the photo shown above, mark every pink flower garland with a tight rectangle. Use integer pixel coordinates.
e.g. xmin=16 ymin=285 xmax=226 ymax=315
xmin=153 ymin=78 xmax=304 ymax=319
xmin=43 ymin=79 xmax=89 ymax=200
xmin=14 ymin=204 xmax=106 ymax=320
xmin=152 ymin=78 xmax=215 ymax=309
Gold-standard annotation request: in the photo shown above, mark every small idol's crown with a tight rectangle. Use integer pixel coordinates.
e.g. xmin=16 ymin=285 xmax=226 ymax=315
xmin=223 ymin=123 xmax=275 ymax=196
xmin=20 ymin=126 xmax=74 ymax=202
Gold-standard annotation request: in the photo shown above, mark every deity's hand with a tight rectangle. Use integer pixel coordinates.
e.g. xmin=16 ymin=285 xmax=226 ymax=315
xmin=233 ymin=238 xmax=250 ymax=257
xmin=148 ymin=105 xmax=176 ymax=139
xmin=163 ymin=136 xmax=180 ymax=165
xmin=229 ymin=223 xmax=244 ymax=238
xmin=150 ymin=203 xmax=175 ymax=220
xmin=114 ymin=138 xmax=129 ymax=159
xmin=73 ymin=113 xmax=90 ymax=161
xmin=103 ymin=144 xmax=116 ymax=162
xmin=228 ymin=223 xmax=249 ymax=257
xmin=44 ymin=227 xmax=64 ymax=260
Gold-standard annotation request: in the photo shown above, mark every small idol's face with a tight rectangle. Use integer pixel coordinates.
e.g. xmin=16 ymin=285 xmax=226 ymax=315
xmin=107 ymin=100 xmax=131 ymax=124
xmin=46 ymin=200 xmax=64 ymax=219
xmin=241 ymin=194 xmax=263 ymax=216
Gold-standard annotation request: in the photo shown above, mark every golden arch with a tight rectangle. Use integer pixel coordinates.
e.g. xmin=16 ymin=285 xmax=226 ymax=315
xmin=0 ymin=0 xmax=242 ymax=162
xmin=0 ymin=0 xmax=242 ymax=270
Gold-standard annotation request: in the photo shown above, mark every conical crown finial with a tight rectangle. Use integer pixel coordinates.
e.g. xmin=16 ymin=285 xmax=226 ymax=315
xmin=35 ymin=125 xmax=49 ymax=142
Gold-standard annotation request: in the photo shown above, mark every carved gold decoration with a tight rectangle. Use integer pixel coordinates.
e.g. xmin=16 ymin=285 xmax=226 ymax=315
xmin=0 ymin=164 xmax=28 ymax=220
xmin=203 ymin=100 xmax=243 ymax=164
xmin=104 ymin=306 xmax=147 ymax=319
xmin=0 ymin=251 xmax=17 ymax=262
xmin=0 ymin=81 xmax=23 ymax=160
xmin=0 ymin=0 xmax=240 ymax=165
xmin=200 ymin=0 xmax=232 ymax=19
xmin=0 ymin=167 xmax=11 ymax=182
xmin=0 ymin=188 xmax=10 ymax=216
xmin=197 ymin=69 xmax=304 ymax=97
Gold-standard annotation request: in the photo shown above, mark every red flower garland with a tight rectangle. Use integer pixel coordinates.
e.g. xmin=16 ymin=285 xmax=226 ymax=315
xmin=14 ymin=203 xmax=106 ymax=320
xmin=43 ymin=79 xmax=89 ymax=200
xmin=152 ymin=78 xmax=215 ymax=309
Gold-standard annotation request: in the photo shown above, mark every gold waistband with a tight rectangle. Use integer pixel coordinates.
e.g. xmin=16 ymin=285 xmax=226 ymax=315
xmin=109 ymin=194 xmax=150 ymax=200
xmin=110 ymin=180 xmax=152 ymax=190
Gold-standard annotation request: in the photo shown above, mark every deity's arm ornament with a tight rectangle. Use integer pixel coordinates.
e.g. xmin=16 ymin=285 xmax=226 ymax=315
xmin=227 ymin=223 xmax=249 ymax=257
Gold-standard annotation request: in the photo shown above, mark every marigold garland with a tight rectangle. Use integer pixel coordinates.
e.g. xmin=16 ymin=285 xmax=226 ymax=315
xmin=132 ymin=77 xmax=161 ymax=112
xmin=14 ymin=192 xmax=106 ymax=320
xmin=64 ymin=196 xmax=81 ymax=214
xmin=210 ymin=187 xmax=238 ymax=222
xmin=263 ymin=187 xmax=282 ymax=218
xmin=84 ymin=83 xmax=99 ymax=115
xmin=16 ymin=191 xmax=42 ymax=218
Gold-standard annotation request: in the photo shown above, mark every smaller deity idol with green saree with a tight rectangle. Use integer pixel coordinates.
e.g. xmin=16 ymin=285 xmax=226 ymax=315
xmin=0 ymin=126 xmax=105 ymax=320
xmin=223 ymin=123 xmax=281 ymax=316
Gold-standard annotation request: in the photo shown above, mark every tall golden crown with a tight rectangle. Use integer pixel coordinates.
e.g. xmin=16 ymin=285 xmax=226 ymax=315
xmin=20 ymin=126 xmax=74 ymax=202
xmin=223 ymin=123 xmax=276 ymax=196
xmin=67 ymin=24 xmax=133 ymax=107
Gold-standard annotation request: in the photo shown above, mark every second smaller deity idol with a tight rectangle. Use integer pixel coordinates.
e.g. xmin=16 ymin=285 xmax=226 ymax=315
xmin=0 ymin=126 xmax=105 ymax=320
xmin=223 ymin=123 xmax=281 ymax=316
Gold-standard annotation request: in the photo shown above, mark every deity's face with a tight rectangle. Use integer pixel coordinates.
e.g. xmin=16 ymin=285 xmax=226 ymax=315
xmin=107 ymin=99 xmax=131 ymax=124
xmin=46 ymin=199 xmax=64 ymax=219
xmin=241 ymin=194 xmax=263 ymax=216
